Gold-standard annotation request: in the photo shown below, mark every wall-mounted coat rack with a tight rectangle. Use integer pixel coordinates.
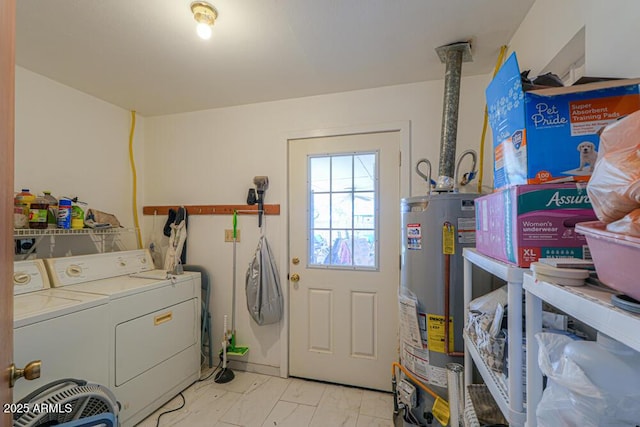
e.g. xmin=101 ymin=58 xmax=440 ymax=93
xmin=142 ymin=204 xmax=280 ymax=216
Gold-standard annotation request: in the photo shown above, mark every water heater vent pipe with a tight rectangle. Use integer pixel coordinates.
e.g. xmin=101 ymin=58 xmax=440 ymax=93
xmin=434 ymin=41 xmax=473 ymax=192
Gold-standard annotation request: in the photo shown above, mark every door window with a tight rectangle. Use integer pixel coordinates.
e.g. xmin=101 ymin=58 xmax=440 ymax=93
xmin=308 ymin=152 xmax=377 ymax=269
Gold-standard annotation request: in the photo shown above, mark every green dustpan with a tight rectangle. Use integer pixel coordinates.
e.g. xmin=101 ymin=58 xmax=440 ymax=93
xmin=226 ymin=331 xmax=249 ymax=357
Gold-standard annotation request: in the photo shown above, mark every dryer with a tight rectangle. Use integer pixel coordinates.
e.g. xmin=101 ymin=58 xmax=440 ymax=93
xmin=45 ymin=250 xmax=201 ymax=427
xmin=13 ymin=259 xmax=109 ymax=401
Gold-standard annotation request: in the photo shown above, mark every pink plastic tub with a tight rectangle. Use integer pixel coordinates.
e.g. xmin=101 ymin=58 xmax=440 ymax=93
xmin=576 ymin=221 xmax=640 ymax=301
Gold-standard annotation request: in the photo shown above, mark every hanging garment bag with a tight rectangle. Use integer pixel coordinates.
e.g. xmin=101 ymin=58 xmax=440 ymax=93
xmin=246 ymin=235 xmax=283 ymax=325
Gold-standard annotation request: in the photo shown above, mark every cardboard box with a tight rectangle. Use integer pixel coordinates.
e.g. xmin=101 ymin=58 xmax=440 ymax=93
xmin=486 ymin=53 xmax=640 ymax=190
xmin=475 ymin=184 xmax=597 ymax=267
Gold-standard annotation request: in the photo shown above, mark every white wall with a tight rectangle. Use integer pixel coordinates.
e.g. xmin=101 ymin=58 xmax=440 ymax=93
xmin=509 ymin=0 xmax=640 ymax=78
xmin=141 ymin=0 xmax=640 ymax=375
xmin=15 ymin=66 xmax=144 ymax=246
xmin=583 ymin=0 xmax=640 ymax=78
xmin=143 ymin=76 xmax=491 ymax=373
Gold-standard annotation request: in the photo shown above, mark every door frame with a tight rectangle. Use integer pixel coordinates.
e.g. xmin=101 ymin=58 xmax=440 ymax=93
xmin=1 ymin=0 xmax=15 ymax=417
xmin=281 ymin=121 xmax=411 ymax=377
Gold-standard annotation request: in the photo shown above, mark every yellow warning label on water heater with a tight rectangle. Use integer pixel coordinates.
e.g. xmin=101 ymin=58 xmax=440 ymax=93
xmin=442 ymin=222 xmax=455 ymax=255
xmin=426 ymin=314 xmax=454 ymax=354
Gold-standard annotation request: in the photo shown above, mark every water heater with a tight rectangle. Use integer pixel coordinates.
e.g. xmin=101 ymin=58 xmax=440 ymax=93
xmin=400 ymin=192 xmax=489 ymax=425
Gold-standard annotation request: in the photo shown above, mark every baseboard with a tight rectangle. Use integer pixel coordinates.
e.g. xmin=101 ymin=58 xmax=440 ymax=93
xmin=227 ymin=360 xmax=283 ymax=378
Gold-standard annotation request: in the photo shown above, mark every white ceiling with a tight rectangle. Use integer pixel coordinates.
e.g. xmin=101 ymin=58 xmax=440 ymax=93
xmin=16 ymin=0 xmax=535 ymax=117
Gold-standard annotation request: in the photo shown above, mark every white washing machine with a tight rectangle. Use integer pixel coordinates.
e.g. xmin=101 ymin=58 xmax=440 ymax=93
xmin=13 ymin=259 xmax=109 ymax=401
xmin=45 ymin=250 xmax=201 ymax=427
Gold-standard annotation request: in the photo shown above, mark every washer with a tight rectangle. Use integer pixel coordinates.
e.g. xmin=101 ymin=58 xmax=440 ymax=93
xmin=13 ymin=259 xmax=109 ymax=401
xmin=45 ymin=250 xmax=201 ymax=427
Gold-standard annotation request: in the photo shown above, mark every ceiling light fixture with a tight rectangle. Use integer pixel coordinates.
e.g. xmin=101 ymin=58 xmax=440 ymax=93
xmin=190 ymin=1 xmax=218 ymax=40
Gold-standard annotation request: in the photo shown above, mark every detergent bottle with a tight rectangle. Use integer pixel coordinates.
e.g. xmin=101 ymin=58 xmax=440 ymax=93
xmin=14 ymin=189 xmax=35 ymax=229
xmin=71 ymin=203 xmax=85 ymax=229
xmin=28 ymin=196 xmax=50 ymax=229
xmin=42 ymin=191 xmax=58 ymax=227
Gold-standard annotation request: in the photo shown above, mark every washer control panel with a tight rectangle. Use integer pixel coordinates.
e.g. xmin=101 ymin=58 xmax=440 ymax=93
xmin=13 ymin=259 xmax=50 ymax=295
xmin=45 ymin=249 xmax=154 ymax=287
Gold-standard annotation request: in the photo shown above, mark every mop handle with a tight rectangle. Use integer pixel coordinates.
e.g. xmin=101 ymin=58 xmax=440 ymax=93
xmin=231 ymin=211 xmax=237 ymax=332
xmin=233 ymin=210 xmax=237 ymax=239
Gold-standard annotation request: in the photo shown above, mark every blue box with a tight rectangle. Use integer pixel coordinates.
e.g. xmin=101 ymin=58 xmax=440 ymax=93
xmin=486 ymin=53 xmax=640 ymax=190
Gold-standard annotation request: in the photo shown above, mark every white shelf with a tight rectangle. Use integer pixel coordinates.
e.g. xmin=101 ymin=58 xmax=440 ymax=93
xmin=463 ymin=248 xmax=528 ymax=427
xmin=14 ymin=227 xmax=134 ymax=238
xmin=464 ymin=333 xmax=511 ymax=416
xmin=523 ymin=273 xmax=640 ymax=353
xmin=13 ymin=227 xmax=137 ymax=260
xmin=463 ymin=248 xmax=527 ymax=283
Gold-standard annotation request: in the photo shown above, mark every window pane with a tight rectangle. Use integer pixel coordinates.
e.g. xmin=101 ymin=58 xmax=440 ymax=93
xmin=331 ymin=156 xmax=353 ymax=191
xmin=311 ymin=229 xmax=331 ymax=265
xmin=307 ymin=151 xmax=378 ymax=269
xmin=310 ymin=157 xmax=331 ymax=192
xmin=353 ymin=230 xmax=375 ymax=267
xmin=354 ymin=192 xmax=375 ymax=229
xmin=311 ymin=193 xmax=330 ymax=229
xmin=329 ymin=230 xmax=352 ymax=266
xmin=353 ymin=154 xmax=375 ymax=191
xmin=331 ymin=193 xmax=352 ymax=228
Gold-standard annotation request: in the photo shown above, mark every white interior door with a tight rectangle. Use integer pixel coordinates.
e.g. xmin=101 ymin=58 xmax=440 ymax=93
xmin=288 ymin=130 xmax=400 ymax=391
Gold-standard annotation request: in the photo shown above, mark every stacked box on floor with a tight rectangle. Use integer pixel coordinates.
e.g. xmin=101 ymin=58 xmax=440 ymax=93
xmin=475 ymin=184 xmax=597 ymax=267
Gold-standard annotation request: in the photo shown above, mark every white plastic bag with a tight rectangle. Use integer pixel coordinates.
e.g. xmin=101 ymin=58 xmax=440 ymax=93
xmin=535 ymin=332 xmax=640 ymax=427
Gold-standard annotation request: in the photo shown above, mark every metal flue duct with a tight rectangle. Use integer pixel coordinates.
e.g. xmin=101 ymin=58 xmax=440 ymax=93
xmin=434 ymin=41 xmax=473 ymax=191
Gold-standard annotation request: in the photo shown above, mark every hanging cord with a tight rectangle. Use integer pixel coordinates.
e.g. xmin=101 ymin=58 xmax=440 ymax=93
xmin=129 ymin=110 xmax=142 ymax=248
xmin=477 ymin=45 xmax=508 ymax=194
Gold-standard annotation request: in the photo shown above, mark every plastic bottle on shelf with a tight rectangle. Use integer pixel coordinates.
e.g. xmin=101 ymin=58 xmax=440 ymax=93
xmin=42 ymin=191 xmax=58 ymax=227
xmin=28 ymin=197 xmax=50 ymax=229
xmin=14 ymin=189 xmax=35 ymax=229
xmin=15 ymin=189 xmax=35 ymax=208
xmin=57 ymin=199 xmax=72 ymax=229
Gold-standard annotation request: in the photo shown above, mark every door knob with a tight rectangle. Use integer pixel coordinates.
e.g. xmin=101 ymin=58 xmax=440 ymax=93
xmin=290 ymin=273 xmax=300 ymax=282
xmin=9 ymin=360 xmax=41 ymax=388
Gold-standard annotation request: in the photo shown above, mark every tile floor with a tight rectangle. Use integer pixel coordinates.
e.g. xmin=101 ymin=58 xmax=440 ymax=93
xmin=136 ymin=369 xmax=395 ymax=427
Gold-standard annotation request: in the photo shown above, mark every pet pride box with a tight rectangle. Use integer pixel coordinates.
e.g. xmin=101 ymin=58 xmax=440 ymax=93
xmin=486 ymin=53 xmax=640 ymax=190
xmin=475 ymin=184 xmax=597 ymax=267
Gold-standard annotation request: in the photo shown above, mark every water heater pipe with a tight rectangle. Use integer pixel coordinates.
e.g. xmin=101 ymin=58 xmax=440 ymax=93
xmin=444 ymin=253 xmax=464 ymax=357
xmin=415 ymin=158 xmax=433 ymax=194
xmin=454 ymin=149 xmax=477 ymax=192
xmin=391 ymin=362 xmax=442 ymax=402
xmin=435 ymin=42 xmax=472 ymax=192
xmin=446 ymin=363 xmax=465 ymax=427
